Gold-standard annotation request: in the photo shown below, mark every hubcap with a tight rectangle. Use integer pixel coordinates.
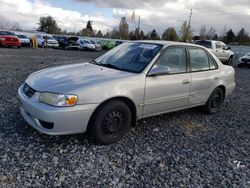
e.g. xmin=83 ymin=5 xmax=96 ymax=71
xmin=102 ymin=111 xmax=123 ymax=135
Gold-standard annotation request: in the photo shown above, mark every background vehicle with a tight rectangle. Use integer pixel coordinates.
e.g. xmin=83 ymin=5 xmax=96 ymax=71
xmin=194 ymin=40 xmax=234 ymax=65
xmin=238 ymin=52 xmax=250 ymax=67
xmin=90 ymin=40 xmax=102 ymax=51
xmin=0 ymin=31 xmax=20 ymax=48
xmin=34 ymin=34 xmax=46 ymax=48
xmin=53 ymin=35 xmax=69 ymax=49
xmin=18 ymin=41 xmax=235 ymax=144
xmin=115 ymin=40 xmax=124 ymax=46
xmin=65 ymin=37 xmax=80 ymax=50
xmin=98 ymin=40 xmax=115 ymax=50
xmin=17 ymin=34 xmax=31 ymax=47
xmin=42 ymin=35 xmax=59 ymax=48
xmin=77 ymin=39 xmax=96 ymax=51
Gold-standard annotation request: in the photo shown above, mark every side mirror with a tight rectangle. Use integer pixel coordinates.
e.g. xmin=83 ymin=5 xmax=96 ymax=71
xmin=148 ymin=65 xmax=171 ymax=76
xmin=223 ymin=46 xmax=231 ymax=50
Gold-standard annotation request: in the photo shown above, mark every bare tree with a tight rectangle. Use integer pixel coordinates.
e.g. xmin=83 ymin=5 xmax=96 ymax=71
xmin=199 ymin=25 xmax=207 ymax=40
xmin=207 ymin=27 xmax=216 ymax=40
xmin=0 ymin=15 xmax=21 ymax=30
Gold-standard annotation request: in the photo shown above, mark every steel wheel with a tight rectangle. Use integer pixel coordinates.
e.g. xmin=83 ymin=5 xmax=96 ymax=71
xmin=89 ymin=100 xmax=132 ymax=144
xmin=203 ymin=87 xmax=224 ymax=114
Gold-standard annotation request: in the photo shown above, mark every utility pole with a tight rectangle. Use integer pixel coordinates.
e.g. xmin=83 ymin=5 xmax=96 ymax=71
xmin=185 ymin=9 xmax=192 ymax=42
xmin=137 ymin=16 xmax=141 ymax=40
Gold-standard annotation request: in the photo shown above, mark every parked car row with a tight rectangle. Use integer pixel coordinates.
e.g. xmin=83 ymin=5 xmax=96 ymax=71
xmin=0 ymin=30 xmax=124 ymax=52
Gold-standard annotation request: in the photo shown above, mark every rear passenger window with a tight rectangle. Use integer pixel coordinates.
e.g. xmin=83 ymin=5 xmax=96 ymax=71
xmin=156 ymin=47 xmax=187 ymax=74
xmin=209 ymin=56 xmax=217 ymax=69
xmin=189 ymin=48 xmax=209 ymax=71
xmin=216 ymin=42 xmax=222 ymax=49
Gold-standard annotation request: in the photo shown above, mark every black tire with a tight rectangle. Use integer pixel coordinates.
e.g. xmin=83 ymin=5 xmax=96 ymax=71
xmin=227 ymin=56 xmax=233 ymax=66
xmin=89 ymin=100 xmax=132 ymax=144
xmin=203 ymin=87 xmax=224 ymax=114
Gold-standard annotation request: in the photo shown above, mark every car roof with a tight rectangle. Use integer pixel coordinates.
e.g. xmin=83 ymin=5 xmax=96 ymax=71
xmin=134 ymin=40 xmax=203 ymax=48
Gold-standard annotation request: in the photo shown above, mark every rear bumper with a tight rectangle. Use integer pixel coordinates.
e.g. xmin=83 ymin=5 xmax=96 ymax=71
xmin=225 ymin=82 xmax=236 ymax=97
xmin=18 ymin=85 xmax=98 ymax=135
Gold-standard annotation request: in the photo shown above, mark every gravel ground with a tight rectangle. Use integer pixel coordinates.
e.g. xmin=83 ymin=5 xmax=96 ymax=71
xmin=0 ymin=47 xmax=250 ymax=187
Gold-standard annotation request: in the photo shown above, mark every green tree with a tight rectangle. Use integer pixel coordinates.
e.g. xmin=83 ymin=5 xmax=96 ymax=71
xmin=96 ymin=30 xmax=103 ymax=38
xmin=212 ymin=34 xmax=219 ymax=40
xmin=119 ymin=17 xmax=129 ymax=39
xmin=111 ymin=28 xmax=120 ymax=39
xmin=37 ymin=16 xmax=61 ymax=34
xmin=179 ymin=21 xmax=192 ymax=42
xmin=139 ymin=30 xmax=145 ymax=40
xmin=223 ymin=29 xmax=235 ymax=44
xmin=81 ymin=20 xmax=94 ymax=36
xmin=162 ymin=27 xmax=179 ymax=41
xmin=149 ymin=29 xmax=160 ymax=40
xmin=236 ymin=28 xmax=249 ymax=45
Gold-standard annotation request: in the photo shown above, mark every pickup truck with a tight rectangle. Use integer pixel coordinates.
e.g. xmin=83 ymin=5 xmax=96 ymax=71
xmin=194 ymin=40 xmax=234 ymax=65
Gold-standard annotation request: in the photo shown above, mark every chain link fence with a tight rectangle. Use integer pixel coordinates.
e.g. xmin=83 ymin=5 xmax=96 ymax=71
xmin=231 ymin=46 xmax=250 ymax=60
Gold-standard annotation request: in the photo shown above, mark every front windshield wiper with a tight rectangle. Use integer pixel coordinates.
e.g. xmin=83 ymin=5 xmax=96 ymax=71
xmin=100 ymin=63 xmax=125 ymax=71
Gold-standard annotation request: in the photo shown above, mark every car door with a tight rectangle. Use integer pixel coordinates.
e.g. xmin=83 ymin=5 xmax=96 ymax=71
xmin=188 ymin=47 xmax=220 ymax=105
xmin=143 ymin=47 xmax=191 ymax=116
xmin=214 ymin=42 xmax=224 ymax=61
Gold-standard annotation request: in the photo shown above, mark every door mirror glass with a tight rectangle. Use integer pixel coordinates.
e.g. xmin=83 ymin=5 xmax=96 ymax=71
xmin=148 ymin=65 xmax=171 ymax=76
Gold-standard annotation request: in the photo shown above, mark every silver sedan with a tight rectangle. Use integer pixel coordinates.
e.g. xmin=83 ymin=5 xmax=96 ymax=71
xmin=18 ymin=41 xmax=236 ymax=144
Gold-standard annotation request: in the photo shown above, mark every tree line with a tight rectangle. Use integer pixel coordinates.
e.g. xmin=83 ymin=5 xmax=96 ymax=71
xmin=34 ymin=16 xmax=249 ymax=45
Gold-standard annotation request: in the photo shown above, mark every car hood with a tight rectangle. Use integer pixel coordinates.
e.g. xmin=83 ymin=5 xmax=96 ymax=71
xmin=26 ymin=63 xmax=133 ymax=93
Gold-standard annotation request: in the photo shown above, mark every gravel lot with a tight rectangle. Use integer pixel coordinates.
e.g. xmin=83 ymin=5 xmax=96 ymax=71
xmin=0 ymin=47 xmax=249 ymax=187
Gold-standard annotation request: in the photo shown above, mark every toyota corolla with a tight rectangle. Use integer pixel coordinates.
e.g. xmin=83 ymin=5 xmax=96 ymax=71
xmin=18 ymin=41 xmax=235 ymax=144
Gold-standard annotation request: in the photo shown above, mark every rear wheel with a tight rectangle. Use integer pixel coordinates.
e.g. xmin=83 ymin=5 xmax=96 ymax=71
xmin=89 ymin=100 xmax=132 ymax=144
xmin=203 ymin=87 xmax=224 ymax=114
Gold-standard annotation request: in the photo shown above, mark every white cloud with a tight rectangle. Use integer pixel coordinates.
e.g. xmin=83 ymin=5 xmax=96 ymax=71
xmin=0 ymin=0 xmax=250 ymax=37
xmin=0 ymin=0 xmax=113 ymax=32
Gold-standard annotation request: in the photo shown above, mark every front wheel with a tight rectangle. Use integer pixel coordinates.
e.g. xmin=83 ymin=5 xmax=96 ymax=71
xmin=203 ymin=87 xmax=224 ymax=114
xmin=227 ymin=56 xmax=233 ymax=65
xmin=89 ymin=100 xmax=132 ymax=144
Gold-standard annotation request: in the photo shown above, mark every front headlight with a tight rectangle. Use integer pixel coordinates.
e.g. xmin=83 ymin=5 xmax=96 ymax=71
xmin=39 ymin=92 xmax=78 ymax=107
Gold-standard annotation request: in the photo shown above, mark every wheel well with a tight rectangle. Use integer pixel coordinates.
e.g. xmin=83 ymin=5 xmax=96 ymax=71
xmin=87 ymin=97 xmax=137 ymax=132
xmin=217 ymin=85 xmax=226 ymax=99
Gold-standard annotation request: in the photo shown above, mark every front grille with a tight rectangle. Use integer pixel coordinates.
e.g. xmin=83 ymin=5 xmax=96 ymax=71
xmin=22 ymin=83 xmax=36 ymax=98
xmin=241 ymin=58 xmax=250 ymax=63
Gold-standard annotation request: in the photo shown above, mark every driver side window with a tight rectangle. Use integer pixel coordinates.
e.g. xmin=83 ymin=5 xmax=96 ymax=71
xmin=155 ymin=47 xmax=187 ymax=74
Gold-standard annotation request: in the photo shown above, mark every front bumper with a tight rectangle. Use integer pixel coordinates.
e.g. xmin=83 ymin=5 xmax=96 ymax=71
xmin=0 ymin=40 xmax=20 ymax=47
xmin=18 ymin=85 xmax=98 ymax=135
xmin=46 ymin=43 xmax=59 ymax=48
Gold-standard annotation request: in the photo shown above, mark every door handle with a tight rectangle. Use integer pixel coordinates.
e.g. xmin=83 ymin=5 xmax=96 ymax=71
xmin=182 ymin=79 xmax=190 ymax=84
xmin=213 ymin=76 xmax=218 ymax=80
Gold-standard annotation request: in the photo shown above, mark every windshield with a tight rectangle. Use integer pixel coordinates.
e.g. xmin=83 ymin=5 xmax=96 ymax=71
xmin=0 ymin=31 xmax=15 ymax=36
xmin=95 ymin=42 xmax=162 ymax=73
xmin=194 ymin=40 xmax=212 ymax=48
xmin=84 ymin=40 xmax=91 ymax=44
xmin=43 ymin=36 xmax=53 ymax=40
xmin=17 ymin=35 xmax=27 ymax=38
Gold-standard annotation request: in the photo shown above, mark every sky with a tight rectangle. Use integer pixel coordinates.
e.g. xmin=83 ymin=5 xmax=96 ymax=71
xmin=0 ymin=0 xmax=250 ymax=36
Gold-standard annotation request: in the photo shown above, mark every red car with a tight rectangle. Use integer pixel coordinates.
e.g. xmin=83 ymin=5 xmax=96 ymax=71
xmin=0 ymin=31 xmax=21 ymax=48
